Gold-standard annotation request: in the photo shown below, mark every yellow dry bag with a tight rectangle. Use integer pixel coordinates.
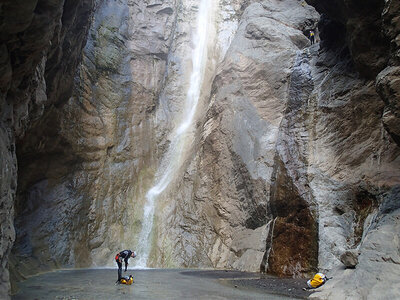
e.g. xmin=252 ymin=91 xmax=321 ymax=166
xmin=120 ymin=275 xmax=134 ymax=285
xmin=308 ymin=273 xmax=327 ymax=288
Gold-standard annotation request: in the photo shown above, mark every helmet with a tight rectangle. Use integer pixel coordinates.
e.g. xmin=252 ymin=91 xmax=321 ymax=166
xmin=132 ymin=251 xmax=136 ymax=258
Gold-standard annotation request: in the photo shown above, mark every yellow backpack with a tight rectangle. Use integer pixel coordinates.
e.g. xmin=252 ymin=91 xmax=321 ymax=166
xmin=120 ymin=275 xmax=134 ymax=285
xmin=309 ymin=273 xmax=326 ymax=288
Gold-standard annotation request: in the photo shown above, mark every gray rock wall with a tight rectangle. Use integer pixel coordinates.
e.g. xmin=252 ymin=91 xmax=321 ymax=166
xmin=0 ymin=0 xmax=94 ymax=297
xmin=1 ymin=0 xmax=400 ymax=299
xmin=306 ymin=0 xmax=400 ymax=146
xmin=0 ymin=112 xmax=17 ymax=299
xmin=12 ymin=0 xmax=179 ymax=274
xmin=9 ymin=0 xmax=320 ymax=275
xmin=154 ymin=0 xmax=319 ymax=273
xmin=303 ymin=0 xmax=400 ymax=298
xmin=311 ymin=186 xmax=400 ymax=300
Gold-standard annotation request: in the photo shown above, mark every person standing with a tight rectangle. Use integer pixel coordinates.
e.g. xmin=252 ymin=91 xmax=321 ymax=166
xmin=309 ymin=30 xmax=315 ymax=45
xmin=115 ymin=250 xmax=136 ymax=282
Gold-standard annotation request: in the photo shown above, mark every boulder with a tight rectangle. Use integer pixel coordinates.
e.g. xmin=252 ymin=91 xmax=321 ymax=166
xmin=340 ymin=249 xmax=360 ymax=268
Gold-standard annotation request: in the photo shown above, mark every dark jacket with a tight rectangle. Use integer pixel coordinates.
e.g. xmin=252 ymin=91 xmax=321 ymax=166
xmin=117 ymin=250 xmax=133 ymax=265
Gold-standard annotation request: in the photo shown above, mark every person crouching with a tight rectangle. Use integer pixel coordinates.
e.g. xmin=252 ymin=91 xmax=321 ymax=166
xmin=115 ymin=250 xmax=136 ymax=283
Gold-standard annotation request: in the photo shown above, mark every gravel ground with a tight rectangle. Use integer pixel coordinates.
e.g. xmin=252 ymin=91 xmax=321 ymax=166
xmin=226 ymin=276 xmax=313 ymax=299
xmin=182 ymin=270 xmax=313 ymax=299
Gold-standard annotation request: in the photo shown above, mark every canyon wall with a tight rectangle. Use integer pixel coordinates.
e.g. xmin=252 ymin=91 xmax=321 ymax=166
xmin=154 ymin=0 xmax=320 ymax=275
xmin=11 ymin=0 xmax=179 ymax=278
xmin=0 ymin=0 xmax=94 ymax=297
xmin=1 ymin=0 xmax=399 ymax=299
xmin=8 ymin=0 xmax=321 ymax=279
xmin=305 ymin=0 xmax=400 ymax=298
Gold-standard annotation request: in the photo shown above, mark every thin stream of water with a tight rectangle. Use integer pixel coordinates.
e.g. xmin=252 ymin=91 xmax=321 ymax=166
xmin=135 ymin=0 xmax=212 ymax=268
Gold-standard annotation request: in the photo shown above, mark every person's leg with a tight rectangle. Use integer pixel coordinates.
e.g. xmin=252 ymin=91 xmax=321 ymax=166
xmin=117 ymin=260 xmax=122 ymax=281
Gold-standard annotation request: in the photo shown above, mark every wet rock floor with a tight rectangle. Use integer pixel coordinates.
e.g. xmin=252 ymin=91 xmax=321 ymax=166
xmin=12 ymin=269 xmax=313 ymax=299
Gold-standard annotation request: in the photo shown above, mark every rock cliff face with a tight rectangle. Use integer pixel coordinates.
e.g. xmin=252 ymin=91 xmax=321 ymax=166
xmin=154 ymin=0 xmax=320 ymax=275
xmin=12 ymin=0 xmax=178 ymax=276
xmin=1 ymin=0 xmax=400 ymax=299
xmin=306 ymin=0 xmax=400 ymax=145
xmin=0 ymin=0 xmax=94 ymax=297
xmin=304 ymin=0 xmax=400 ymax=298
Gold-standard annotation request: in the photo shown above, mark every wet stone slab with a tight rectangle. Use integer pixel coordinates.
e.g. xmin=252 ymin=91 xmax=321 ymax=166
xmin=12 ymin=269 xmax=310 ymax=300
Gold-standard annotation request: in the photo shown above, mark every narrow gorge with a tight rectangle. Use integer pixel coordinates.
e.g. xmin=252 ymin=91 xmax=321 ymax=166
xmin=1 ymin=0 xmax=399 ymax=299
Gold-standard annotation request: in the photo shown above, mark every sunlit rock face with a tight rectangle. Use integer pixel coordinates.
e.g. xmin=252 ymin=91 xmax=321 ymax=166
xmin=154 ymin=0 xmax=319 ymax=274
xmin=0 ymin=0 xmax=94 ymax=297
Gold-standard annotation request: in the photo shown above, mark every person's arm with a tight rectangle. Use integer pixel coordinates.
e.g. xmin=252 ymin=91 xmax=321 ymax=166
xmin=124 ymin=257 xmax=129 ymax=271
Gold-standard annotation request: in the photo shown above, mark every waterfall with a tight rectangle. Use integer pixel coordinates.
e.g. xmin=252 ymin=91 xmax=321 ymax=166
xmin=262 ymin=217 xmax=277 ymax=272
xmin=135 ymin=0 xmax=212 ymax=268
